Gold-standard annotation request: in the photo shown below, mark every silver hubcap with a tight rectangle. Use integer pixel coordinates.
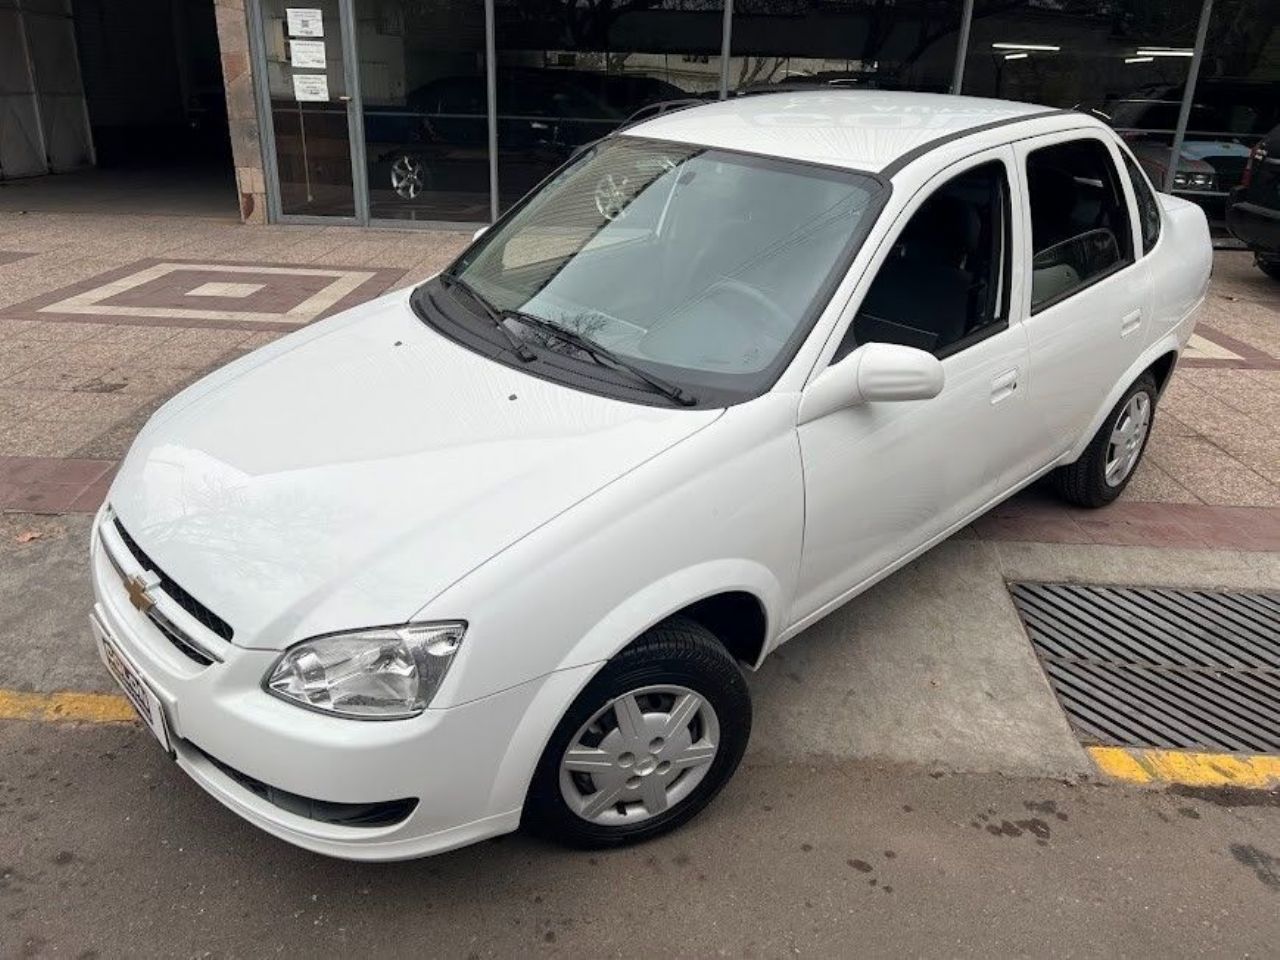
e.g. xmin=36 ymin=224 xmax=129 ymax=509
xmin=1105 ymin=391 xmax=1152 ymax=487
xmin=390 ymin=155 xmax=425 ymax=199
xmin=559 ymin=684 xmax=720 ymax=825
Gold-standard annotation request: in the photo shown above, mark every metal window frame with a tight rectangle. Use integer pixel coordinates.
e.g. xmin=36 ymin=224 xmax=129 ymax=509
xmin=248 ymin=0 xmax=1220 ymax=229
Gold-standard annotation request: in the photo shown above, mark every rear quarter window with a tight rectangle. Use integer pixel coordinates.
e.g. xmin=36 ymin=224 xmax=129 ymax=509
xmin=1121 ymin=150 xmax=1162 ymax=255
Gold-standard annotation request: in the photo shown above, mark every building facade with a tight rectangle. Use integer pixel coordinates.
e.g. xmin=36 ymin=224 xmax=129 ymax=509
xmin=3 ymin=0 xmax=1277 ymax=228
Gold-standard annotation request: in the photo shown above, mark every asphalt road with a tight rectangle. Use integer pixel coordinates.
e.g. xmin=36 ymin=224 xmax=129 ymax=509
xmin=3 ymin=720 xmax=1278 ymax=959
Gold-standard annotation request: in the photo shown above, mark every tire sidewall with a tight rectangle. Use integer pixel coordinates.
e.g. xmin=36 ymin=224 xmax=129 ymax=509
xmin=524 ymin=629 xmax=751 ymax=848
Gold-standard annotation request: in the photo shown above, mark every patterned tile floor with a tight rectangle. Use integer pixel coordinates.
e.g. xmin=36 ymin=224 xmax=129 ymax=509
xmin=1 ymin=210 xmax=1277 ymax=550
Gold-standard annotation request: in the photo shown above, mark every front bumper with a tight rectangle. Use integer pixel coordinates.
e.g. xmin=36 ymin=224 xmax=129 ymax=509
xmin=89 ymin=513 xmax=592 ymax=860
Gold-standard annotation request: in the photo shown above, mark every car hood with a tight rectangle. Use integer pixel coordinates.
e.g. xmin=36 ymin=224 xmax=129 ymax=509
xmin=110 ymin=289 xmax=720 ymax=650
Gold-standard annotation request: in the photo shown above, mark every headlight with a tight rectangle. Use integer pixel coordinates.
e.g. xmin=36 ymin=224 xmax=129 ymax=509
xmin=265 ymin=622 xmax=465 ymax=719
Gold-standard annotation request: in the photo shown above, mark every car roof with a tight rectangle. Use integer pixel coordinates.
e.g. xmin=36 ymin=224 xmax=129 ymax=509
xmin=622 ymin=91 xmax=1060 ymax=176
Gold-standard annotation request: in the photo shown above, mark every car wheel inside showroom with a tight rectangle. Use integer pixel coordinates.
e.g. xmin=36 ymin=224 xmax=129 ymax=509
xmin=89 ymin=91 xmax=1212 ymax=861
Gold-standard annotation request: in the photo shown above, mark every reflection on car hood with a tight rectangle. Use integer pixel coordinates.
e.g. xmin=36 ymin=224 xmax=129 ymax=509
xmin=110 ymin=289 xmax=721 ymax=650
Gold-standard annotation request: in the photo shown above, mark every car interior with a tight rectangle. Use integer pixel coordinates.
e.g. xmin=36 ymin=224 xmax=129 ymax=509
xmin=1026 ymin=139 xmax=1133 ymax=309
xmin=838 ymin=161 xmax=1007 ymax=360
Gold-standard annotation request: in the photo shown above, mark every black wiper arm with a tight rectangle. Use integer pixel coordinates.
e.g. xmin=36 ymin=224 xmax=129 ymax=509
xmin=438 ymin=274 xmax=536 ymax=363
xmin=504 ymin=311 xmax=697 ymax=407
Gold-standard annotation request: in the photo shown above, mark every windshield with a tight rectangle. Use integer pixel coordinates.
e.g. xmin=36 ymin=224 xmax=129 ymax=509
xmin=442 ymin=137 xmax=883 ymax=402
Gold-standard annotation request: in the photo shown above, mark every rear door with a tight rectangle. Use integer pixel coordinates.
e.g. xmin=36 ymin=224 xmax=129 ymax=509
xmin=1014 ymin=132 xmax=1149 ymax=464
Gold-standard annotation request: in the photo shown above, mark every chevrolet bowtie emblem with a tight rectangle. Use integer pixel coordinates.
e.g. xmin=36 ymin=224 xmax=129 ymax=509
xmin=125 ymin=573 xmax=158 ymax=613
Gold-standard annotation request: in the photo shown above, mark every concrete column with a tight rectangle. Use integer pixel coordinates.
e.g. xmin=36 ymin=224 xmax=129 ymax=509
xmin=214 ymin=0 xmax=267 ymax=224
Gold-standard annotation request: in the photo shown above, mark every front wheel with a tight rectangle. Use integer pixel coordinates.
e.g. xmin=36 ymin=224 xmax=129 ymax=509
xmin=1051 ymin=372 xmax=1158 ymax=508
xmin=523 ymin=617 xmax=751 ymax=848
xmin=1257 ymin=256 xmax=1280 ymax=282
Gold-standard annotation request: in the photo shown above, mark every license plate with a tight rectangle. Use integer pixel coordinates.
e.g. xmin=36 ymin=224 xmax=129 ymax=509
xmin=93 ymin=615 xmax=172 ymax=754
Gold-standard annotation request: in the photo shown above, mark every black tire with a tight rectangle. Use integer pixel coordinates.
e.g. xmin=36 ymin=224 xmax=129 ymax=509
xmin=523 ymin=617 xmax=751 ymax=849
xmin=1257 ymin=257 xmax=1280 ymax=282
xmin=1051 ymin=372 xmax=1158 ymax=508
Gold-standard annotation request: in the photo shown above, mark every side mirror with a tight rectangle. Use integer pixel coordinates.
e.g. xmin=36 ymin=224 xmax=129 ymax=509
xmin=472 ymin=225 xmax=488 ymax=242
xmin=798 ymin=342 xmax=944 ymax=425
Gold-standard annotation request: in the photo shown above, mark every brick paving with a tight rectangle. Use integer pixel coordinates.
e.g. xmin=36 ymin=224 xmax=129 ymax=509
xmin=1 ymin=210 xmax=1278 ymax=551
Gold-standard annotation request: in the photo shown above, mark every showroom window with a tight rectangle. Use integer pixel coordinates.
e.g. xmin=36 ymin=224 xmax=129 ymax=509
xmin=727 ymin=0 xmax=960 ymax=94
xmin=353 ymin=0 xmax=490 ymax=223
xmin=249 ymin=0 xmax=1278 ymax=228
xmin=492 ymin=0 xmax=726 ymax=213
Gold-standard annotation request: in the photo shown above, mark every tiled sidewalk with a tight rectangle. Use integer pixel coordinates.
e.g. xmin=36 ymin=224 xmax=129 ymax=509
xmin=1 ymin=211 xmax=1278 ymax=551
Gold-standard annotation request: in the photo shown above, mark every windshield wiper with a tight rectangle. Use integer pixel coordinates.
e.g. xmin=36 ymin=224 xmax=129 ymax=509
xmin=438 ymin=273 xmax=536 ymax=363
xmin=504 ymin=311 xmax=697 ymax=407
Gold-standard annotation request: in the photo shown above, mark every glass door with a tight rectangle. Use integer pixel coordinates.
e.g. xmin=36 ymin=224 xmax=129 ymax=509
xmin=260 ymin=0 xmax=359 ymax=217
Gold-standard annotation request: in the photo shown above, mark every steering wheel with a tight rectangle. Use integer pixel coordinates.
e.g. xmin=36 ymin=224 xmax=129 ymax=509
xmin=701 ymin=278 xmax=793 ymax=340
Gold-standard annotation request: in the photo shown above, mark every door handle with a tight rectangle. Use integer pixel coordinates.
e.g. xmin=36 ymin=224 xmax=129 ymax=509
xmin=990 ymin=368 xmax=1018 ymax=404
xmin=1121 ymin=309 xmax=1142 ymax=338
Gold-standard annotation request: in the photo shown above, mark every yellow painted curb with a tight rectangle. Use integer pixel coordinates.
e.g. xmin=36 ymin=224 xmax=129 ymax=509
xmin=1089 ymin=745 xmax=1280 ymax=789
xmin=0 ymin=689 xmax=136 ymax=724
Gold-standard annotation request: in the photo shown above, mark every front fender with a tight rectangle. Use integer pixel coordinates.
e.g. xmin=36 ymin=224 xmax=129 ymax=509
xmin=551 ymin=558 xmax=784 ymax=673
xmin=420 ymin=395 xmax=804 ymax=708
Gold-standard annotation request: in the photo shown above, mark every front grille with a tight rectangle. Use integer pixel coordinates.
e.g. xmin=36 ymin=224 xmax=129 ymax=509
xmin=191 ymin=742 xmax=419 ymax=828
xmin=113 ymin=517 xmax=235 ymax=642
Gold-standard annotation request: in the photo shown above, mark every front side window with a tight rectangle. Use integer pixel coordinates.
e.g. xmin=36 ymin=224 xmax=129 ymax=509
xmin=838 ymin=160 xmax=1010 ymax=361
xmin=1121 ymin=150 xmax=1162 ymax=255
xmin=440 ymin=137 xmax=884 ymax=403
xmin=1027 ymin=138 xmax=1134 ymax=312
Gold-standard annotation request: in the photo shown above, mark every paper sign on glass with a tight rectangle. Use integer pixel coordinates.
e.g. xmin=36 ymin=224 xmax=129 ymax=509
xmin=289 ymin=39 xmax=326 ymax=68
xmin=286 ymin=7 xmax=323 ymax=37
xmin=292 ymin=73 xmax=329 ymax=102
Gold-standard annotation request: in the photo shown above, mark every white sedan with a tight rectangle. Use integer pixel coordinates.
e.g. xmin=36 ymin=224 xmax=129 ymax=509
xmin=89 ymin=91 xmax=1211 ymax=860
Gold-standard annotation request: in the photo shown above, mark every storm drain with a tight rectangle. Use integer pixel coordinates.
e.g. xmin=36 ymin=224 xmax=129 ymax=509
xmin=1008 ymin=582 xmax=1280 ymax=753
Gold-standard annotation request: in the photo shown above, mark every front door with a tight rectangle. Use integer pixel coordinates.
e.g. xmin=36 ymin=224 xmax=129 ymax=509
xmin=792 ymin=148 xmax=1034 ymax=625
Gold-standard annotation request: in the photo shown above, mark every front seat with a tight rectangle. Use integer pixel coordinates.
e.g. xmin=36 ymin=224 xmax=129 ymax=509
xmin=847 ymin=191 xmax=980 ymax=356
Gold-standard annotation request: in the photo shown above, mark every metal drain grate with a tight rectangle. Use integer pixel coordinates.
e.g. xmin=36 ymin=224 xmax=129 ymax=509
xmin=1009 ymin=582 xmax=1280 ymax=753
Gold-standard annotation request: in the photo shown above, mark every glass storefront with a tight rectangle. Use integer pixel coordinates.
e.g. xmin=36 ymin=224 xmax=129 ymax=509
xmin=493 ymin=0 xmax=726 ymax=212
xmin=960 ymin=1 xmax=1200 ymax=199
xmin=250 ymin=0 xmax=1279 ymax=227
xmin=355 ymin=0 xmax=490 ymax=222
xmin=728 ymin=0 xmax=960 ymax=94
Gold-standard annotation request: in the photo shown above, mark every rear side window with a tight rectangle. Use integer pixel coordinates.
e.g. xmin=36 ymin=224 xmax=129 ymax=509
xmin=1027 ymin=138 xmax=1134 ymax=312
xmin=1122 ymin=151 xmax=1161 ymax=255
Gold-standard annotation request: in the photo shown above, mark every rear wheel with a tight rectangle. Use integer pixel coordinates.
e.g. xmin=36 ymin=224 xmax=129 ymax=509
xmin=1257 ymin=256 xmax=1280 ymax=282
xmin=523 ymin=617 xmax=751 ymax=848
xmin=1051 ymin=372 xmax=1157 ymax=508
